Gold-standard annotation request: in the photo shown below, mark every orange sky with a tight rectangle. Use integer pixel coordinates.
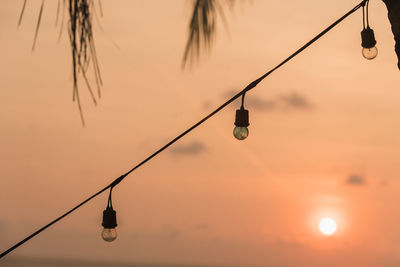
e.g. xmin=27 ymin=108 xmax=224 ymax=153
xmin=1 ymin=0 xmax=400 ymax=266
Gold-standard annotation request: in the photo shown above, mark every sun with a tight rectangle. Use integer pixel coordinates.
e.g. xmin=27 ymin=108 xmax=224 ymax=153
xmin=319 ymin=217 xmax=337 ymax=235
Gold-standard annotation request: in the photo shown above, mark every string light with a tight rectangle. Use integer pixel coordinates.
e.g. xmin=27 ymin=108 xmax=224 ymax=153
xmin=101 ymin=188 xmax=118 ymax=242
xmin=233 ymin=94 xmax=250 ymax=140
xmin=0 ymin=0 xmax=370 ymax=259
xmin=361 ymin=0 xmax=378 ymax=60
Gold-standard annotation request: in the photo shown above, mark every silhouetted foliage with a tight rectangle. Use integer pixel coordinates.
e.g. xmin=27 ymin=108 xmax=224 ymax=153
xmin=19 ymin=0 xmax=102 ymax=126
xmin=19 ymin=0 xmax=237 ymax=125
xmin=382 ymin=0 xmax=400 ymax=69
xmin=18 ymin=0 xmax=399 ymax=125
xmin=67 ymin=0 xmax=103 ymax=126
xmin=182 ymin=0 xmax=235 ymax=68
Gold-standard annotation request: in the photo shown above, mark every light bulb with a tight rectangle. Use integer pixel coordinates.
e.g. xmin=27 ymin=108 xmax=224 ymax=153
xmin=362 ymin=46 xmax=378 ymax=60
xmin=361 ymin=27 xmax=377 ymax=60
xmin=102 ymin=228 xmax=117 ymax=242
xmin=233 ymin=126 xmax=249 ymax=140
xmin=233 ymin=105 xmax=250 ymax=140
xmin=102 ymin=206 xmax=117 ymax=242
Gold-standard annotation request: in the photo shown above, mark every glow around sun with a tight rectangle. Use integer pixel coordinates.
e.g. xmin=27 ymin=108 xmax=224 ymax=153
xmin=319 ymin=217 xmax=337 ymax=235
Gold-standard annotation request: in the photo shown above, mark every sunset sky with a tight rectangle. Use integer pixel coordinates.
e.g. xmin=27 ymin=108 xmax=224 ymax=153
xmin=1 ymin=0 xmax=400 ymax=266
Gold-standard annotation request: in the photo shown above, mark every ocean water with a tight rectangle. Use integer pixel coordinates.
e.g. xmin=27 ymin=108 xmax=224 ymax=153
xmin=0 ymin=257 xmax=208 ymax=267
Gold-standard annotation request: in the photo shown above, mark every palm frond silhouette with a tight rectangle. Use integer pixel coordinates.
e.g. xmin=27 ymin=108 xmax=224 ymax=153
xmin=19 ymin=0 xmax=102 ymax=126
xmin=19 ymin=0 xmax=236 ymax=125
xmin=181 ymin=0 xmax=235 ymax=68
xmin=19 ymin=0 xmax=398 ymax=125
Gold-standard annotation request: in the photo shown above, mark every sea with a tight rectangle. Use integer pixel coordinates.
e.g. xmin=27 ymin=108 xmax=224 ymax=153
xmin=0 ymin=257 xmax=217 ymax=267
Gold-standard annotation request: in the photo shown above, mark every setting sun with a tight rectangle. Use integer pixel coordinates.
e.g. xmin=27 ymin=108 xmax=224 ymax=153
xmin=319 ymin=218 xmax=337 ymax=235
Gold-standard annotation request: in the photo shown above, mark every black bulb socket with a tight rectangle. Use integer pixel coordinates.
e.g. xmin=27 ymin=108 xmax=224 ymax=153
xmin=234 ymin=107 xmax=249 ymax=127
xmin=361 ymin=27 xmax=377 ymax=48
xmin=102 ymin=207 xmax=117 ymax=229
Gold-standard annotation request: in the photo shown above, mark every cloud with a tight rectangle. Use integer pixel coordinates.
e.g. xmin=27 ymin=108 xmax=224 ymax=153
xmin=275 ymin=237 xmax=304 ymax=248
xmin=218 ymin=90 xmax=312 ymax=112
xmin=0 ymin=220 xmax=8 ymax=237
xmin=280 ymin=92 xmax=312 ymax=109
xmin=222 ymin=90 xmax=276 ymax=111
xmin=130 ymin=225 xmax=183 ymax=242
xmin=380 ymin=179 xmax=389 ymax=187
xmin=163 ymin=225 xmax=182 ymax=241
xmin=346 ymin=174 xmax=367 ymax=186
xmin=202 ymin=100 xmax=213 ymax=110
xmin=193 ymin=223 xmax=210 ymax=231
xmin=246 ymin=98 xmax=277 ymax=111
xmin=170 ymin=141 xmax=207 ymax=155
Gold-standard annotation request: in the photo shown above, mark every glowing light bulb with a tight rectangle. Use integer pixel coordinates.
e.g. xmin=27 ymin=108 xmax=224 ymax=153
xmin=233 ymin=106 xmax=250 ymax=140
xmin=233 ymin=126 xmax=249 ymax=140
xmin=362 ymin=46 xmax=378 ymax=60
xmin=101 ymin=228 xmax=117 ymax=242
xmin=361 ymin=27 xmax=378 ymax=60
xmin=102 ymin=206 xmax=117 ymax=242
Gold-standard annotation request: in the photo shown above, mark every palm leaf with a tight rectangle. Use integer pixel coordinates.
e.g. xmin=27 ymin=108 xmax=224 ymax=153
xmin=17 ymin=0 xmax=27 ymax=26
xmin=19 ymin=0 xmax=102 ymax=126
xmin=182 ymin=0 xmax=235 ymax=68
xmin=32 ymin=0 xmax=45 ymax=51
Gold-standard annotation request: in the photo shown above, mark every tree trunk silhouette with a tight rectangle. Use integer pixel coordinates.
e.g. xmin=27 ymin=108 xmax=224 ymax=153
xmin=382 ymin=0 xmax=400 ymax=69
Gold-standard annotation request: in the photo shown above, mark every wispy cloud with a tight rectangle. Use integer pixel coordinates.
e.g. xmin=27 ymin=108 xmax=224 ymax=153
xmin=131 ymin=225 xmax=183 ymax=242
xmin=170 ymin=141 xmax=207 ymax=156
xmin=193 ymin=223 xmax=210 ymax=231
xmin=214 ymin=90 xmax=312 ymax=112
xmin=280 ymin=92 xmax=312 ymax=109
xmin=346 ymin=174 xmax=367 ymax=186
xmin=246 ymin=97 xmax=277 ymax=111
xmin=275 ymin=237 xmax=304 ymax=248
xmin=164 ymin=225 xmax=182 ymax=241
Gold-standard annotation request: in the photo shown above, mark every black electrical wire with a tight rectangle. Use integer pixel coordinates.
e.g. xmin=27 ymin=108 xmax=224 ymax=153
xmin=362 ymin=0 xmax=371 ymax=29
xmin=241 ymin=92 xmax=246 ymax=108
xmin=107 ymin=187 xmax=114 ymax=209
xmin=0 ymin=0 xmax=367 ymax=259
xmin=363 ymin=4 xmax=366 ymax=28
xmin=366 ymin=0 xmax=370 ymax=27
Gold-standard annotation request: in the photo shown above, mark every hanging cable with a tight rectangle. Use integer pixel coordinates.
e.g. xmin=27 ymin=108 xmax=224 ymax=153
xmin=366 ymin=0 xmax=370 ymax=27
xmin=241 ymin=92 xmax=246 ymax=109
xmin=0 ymin=0 xmax=368 ymax=259
xmin=107 ymin=186 xmax=114 ymax=209
xmin=234 ymin=93 xmax=250 ymax=140
xmin=362 ymin=0 xmax=370 ymax=29
xmin=362 ymin=2 xmax=366 ymax=29
xmin=361 ymin=0 xmax=378 ymax=60
xmin=101 ymin=187 xmax=118 ymax=242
